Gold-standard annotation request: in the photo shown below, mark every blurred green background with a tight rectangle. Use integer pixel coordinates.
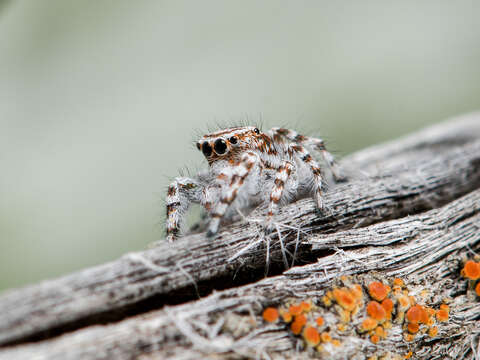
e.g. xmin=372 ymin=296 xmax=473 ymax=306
xmin=1 ymin=1 xmax=479 ymax=292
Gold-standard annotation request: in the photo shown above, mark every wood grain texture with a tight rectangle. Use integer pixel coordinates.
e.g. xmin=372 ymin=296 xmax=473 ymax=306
xmin=2 ymin=186 xmax=480 ymax=360
xmin=1 ymin=113 xmax=480 ymax=359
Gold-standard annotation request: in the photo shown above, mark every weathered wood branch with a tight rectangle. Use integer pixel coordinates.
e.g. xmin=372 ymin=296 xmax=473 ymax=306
xmin=1 ymin=113 xmax=480 ymax=359
xmin=2 ymin=187 xmax=480 ymax=360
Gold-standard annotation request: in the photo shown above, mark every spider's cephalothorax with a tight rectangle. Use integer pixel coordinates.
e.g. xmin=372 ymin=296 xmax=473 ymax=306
xmin=166 ymin=126 xmax=345 ymax=242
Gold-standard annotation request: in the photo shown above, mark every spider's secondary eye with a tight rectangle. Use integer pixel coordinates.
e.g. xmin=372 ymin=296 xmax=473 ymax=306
xmin=214 ymin=139 xmax=228 ymax=154
xmin=229 ymin=136 xmax=238 ymax=144
xmin=202 ymin=142 xmax=213 ymax=156
xmin=254 ymin=128 xmax=260 ymax=134
xmin=196 ymin=142 xmax=201 ymax=150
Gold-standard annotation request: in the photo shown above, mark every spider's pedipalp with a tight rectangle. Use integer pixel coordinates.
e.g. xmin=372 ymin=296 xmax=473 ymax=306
xmin=166 ymin=177 xmax=203 ymax=242
xmin=206 ymin=151 xmax=261 ymax=237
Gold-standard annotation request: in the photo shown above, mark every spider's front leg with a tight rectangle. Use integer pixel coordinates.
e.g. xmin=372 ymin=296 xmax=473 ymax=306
xmin=269 ymin=127 xmax=346 ymax=182
xmin=166 ymin=177 xmax=203 ymax=242
xmin=206 ymin=152 xmax=261 ymax=237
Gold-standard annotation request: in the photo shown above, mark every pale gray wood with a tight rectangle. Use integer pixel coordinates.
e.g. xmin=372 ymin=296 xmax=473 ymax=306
xmin=2 ymin=188 xmax=479 ymax=360
xmin=0 ymin=113 xmax=479 ymax=358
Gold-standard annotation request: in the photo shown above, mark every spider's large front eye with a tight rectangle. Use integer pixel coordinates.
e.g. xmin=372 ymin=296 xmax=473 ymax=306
xmin=214 ymin=139 xmax=228 ymax=155
xmin=202 ymin=142 xmax=213 ymax=156
xmin=253 ymin=128 xmax=260 ymax=134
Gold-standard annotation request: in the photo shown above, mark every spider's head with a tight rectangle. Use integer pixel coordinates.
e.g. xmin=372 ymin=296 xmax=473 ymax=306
xmin=196 ymin=126 xmax=262 ymax=164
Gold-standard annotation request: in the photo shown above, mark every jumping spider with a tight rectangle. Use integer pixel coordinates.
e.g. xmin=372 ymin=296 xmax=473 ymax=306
xmin=166 ymin=126 xmax=345 ymax=242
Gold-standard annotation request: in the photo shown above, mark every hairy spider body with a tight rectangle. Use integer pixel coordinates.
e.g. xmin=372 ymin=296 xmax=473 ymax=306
xmin=166 ymin=126 xmax=344 ymax=242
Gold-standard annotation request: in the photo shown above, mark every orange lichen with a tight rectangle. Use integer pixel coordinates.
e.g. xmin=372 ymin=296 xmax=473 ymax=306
xmin=280 ymin=309 xmax=292 ymax=323
xmin=462 ymin=260 xmax=480 ymax=280
xmin=375 ymin=325 xmax=386 ymax=338
xmin=333 ymin=288 xmax=356 ymax=311
xmin=322 ymin=295 xmax=332 ymax=307
xmin=289 ymin=304 xmax=303 ymax=316
xmin=381 ymin=298 xmax=394 ymax=315
xmin=300 ymin=301 xmax=312 ymax=313
xmin=295 ymin=314 xmax=307 ymax=326
xmin=429 ymin=326 xmax=438 ymax=337
xmin=291 ymin=319 xmax=304 ymax=335
xmin=436 ymin=309 xmax=449 ymax=322
xmin=370 ymin=334 xmax=380 ymax=344
xmin=340 ymin=275 xmax=349 ymax=282
xmin=338 ymin=308 xmax=351 ymax=323
xmin=368 ymin=281 xmax=391 ymax=301
xmin=350 ymin=284 xmax=363 ymax=299
xmin=439 ymin=304 xmax=449 ymax=312
xmin=404 ymin=333 xmax=415 ymax=342
xmin=332 ymin=339 xmax=341 ymax=347
xmin=303 ymin=326 xmax=320 ymax=346
xmin=320 ymin=332 xmax=332 ymax=343
xmin=393 ymin=278 xmax=404 ymax=287
xmin=360 ymin=317 xmax=378 ymax=332
xmin=262 ymin=307 xmax=279 ymax=323
xmin=476 ymin=282 xmax=480 ymax=297
xmin=407 ymin=322 xmax=419 ymax=334
xmin=316 ymin=316 xmax=324 ymax=327
xmin=419 ymin=306 xmax=429 ymax=323
xmin=337 ymin=323 xmax=347 ymax=332
xmin=397 ymin=295 xmax=411 ymax=311
xmin=404 ymin=351 xmax=413 ymax=359
xmin=383 ymin=320 xmax=392 ymax=329
xmin=367 ymin=301 xmax=387 ymax=321
xmin=406 ymin=304 xmax=428 ymax=324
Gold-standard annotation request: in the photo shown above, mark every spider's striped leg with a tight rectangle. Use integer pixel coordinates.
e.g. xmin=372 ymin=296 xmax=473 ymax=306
xmin=265 ymin=160 xmax=295 ymax=231
xmin=269 ymin=127 xmax=346 ymax=182
xmin=206 ymin=152 xmax=260 ymax=238
xmin=166 ymin=177 xmax=203 ymax=242
xmin=288 ymin=144 xmax=326 ymax=210
xmin=318 ymin=147 xmax=345 ymax=182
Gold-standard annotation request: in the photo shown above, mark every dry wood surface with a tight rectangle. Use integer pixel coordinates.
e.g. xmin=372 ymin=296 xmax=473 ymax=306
xmin=1 ymin=113 xmax=480 ymax=359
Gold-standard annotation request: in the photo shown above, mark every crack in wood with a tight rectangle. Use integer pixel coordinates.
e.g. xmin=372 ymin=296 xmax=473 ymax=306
xmin=1 ymin=113 xmax=480 ymax=359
